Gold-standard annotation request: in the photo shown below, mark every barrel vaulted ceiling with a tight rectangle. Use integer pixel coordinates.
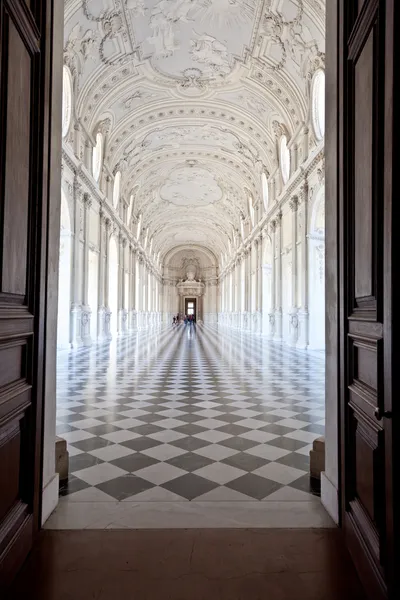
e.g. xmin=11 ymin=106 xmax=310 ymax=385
xmin=64 ymin=0 xmax=325 ymax=261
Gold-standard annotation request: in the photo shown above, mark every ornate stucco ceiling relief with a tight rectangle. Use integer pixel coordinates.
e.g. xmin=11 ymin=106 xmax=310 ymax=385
xmin=64 ymin=0 xmax=325 ymax=262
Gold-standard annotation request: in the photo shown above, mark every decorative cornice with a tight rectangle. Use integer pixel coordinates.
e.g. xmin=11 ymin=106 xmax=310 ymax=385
xmin=62 ymin=144 xmax=162 ymax=278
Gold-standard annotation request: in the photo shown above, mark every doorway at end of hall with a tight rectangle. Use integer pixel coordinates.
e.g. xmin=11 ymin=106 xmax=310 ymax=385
xmin=185 ymin=298 xmax=196 ymax=320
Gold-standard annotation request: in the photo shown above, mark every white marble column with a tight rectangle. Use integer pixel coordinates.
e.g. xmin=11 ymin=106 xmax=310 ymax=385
xmin=144 ymin=261 xmax=149 ymax=328
xmin=289 ymin=196 xmax=299 ymax=346
xmin=268 ymin=221 xmax=276 ymax=338
xmin=245 ymin=247 xmax=251 ymax=330
xmin=103 ymin=218 xmax=112 ymax=339
xmin=97 ymin=208 xmax=107 ymax=341
xmin=297 ymin=182 xmax=309 ymax=349
xmin=257 ymin=233 xmax=263 ymax=334
xmin=235 ymin=258 xmax=241 ymax=328
xmin=129 ymin=246 xmax=137 ymax=330
xmin=70 ymin=178 xmax=83 ymax=347
xmin=118 ymin=237 xmax=128 ymax=334
xmin=274 ymin=212 xmax=283 ymax=341
xmin=80 ymin=193 xmax=92 ymax=346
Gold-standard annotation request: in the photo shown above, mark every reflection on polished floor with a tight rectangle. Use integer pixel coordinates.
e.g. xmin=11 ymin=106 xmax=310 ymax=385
xmin=8 ymin=529 xmax=366 ymax=600
xmin=51 ymin=325 xmax=329 ymax=528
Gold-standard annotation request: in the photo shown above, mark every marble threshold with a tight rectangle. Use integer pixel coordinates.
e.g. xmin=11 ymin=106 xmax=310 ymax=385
xmin=45 ymin=496 xmax=333 ymax=530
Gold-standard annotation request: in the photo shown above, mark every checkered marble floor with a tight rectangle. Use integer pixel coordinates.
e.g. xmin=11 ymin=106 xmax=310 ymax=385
xmin=57 ymin=325 xmax=325 ymax=503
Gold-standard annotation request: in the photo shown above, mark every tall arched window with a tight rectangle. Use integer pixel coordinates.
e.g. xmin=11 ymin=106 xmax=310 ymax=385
xmin=279 ymin=136 xmax=291 ymax=184
xmin=92 ymin=132 xmax=103 ymax=182
xmin=62 ymin=66 xmax=73 ymax=138
xmin=311 ymin=69 xmax=325 ymax=141
xmin=262 ymin=172 xmax=269 ymax=211
xmin=113 ymin=171 xmax=121 ymax=207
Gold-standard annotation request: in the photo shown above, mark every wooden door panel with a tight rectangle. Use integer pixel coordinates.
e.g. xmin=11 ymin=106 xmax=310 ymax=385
xmin=353 ymin=31 xmax=374 ymax=304
xmin=0 ymin=0 xmax=57 ymax=590
xmin=339 ymin=0 xmax=394 ymax=598
xmin=2 ymin=20 xmax=31 ymax=296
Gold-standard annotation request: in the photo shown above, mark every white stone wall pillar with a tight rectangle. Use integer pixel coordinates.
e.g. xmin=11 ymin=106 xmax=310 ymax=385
xmin=289 ymin=196 xmax=299 ymax=346
xmin=80 ymin=193 xmax=92 ymax=346
xmin=269 ymin=221 xmax=276 ymax=338
xmin=297 ymin=182 xmax=310 ymax=349
xmin=118 ymin=236 xmax=128 ymax=334
xmin=70 ymin=178 xmax=83 ymax=347
xmin=103 ymin=218 xmax=112 ymax=339
xmin=245 ymin=247 xmax=251 ymax=330
xmin=137 ymin=255 xmax=143 ymax=328
xmin=274 ymin=212 xmax=283 ymax=341
xmin=129 ymin=246 xmax=137 ymax=330
xmin=97 ymin=208 xmax=107 ymax=340
xmin=257 ymin=233 xmax=263 ymax=334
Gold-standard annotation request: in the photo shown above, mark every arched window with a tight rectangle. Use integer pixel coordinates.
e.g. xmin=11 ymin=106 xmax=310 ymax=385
xmin=248 ymin=194 xmax=255 ymax=227
xmin=62 ymin=66 xmax=73 ymax=138
xmin=92 ymin=132 xmax=103 ymax=182
xmin=262 ymin=172 xmax=269 ymax=211
xmin=311 ymin=69 xmax=325 ymax=141
xmin=112 ymin=171 xmax=121 ymax=208
xmin=136 ymin=213 xmax=142 ymax=240
xmin=279 ymin=136 xmax=291 ymax=185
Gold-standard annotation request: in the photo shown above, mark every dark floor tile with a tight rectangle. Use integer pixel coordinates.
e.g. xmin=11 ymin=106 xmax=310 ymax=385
xmin=217 ymin=424 xmax=252 ymax=436
xmin=96 ymin=475 xmax=155 ymax=500
xmin=259 ymin=424 xmax=298 ymax=435
xmin=169 ymin=436 xmax=208 ymax=452
xmin=174 ymin=424 xmax=208 ymax=436
xmin=216 ymin=414 xmax=246 ymax=424
xmin=110 ymin=453 xmax=159 ymax=472
xmin=85 ymin=424 xmax=122 ymax=436
xmin=225 ymin=473 xmax=282 ymax=500
xmin=69 ymin=453 xmax=104 ymax=473
xmin=130 ymin=424 xmax=166 ymax=436
xmin=276 ymin=452 xmax=310 ymax=472
xmin=303 ymin=424 xmax=325 ymax=436
xmin=120 ymin=437 xmax=162 ymax=452
xmin=161 ymin=473 xmax=218 ymax=500
xmin=59 ymin=476 xmax=91 ymax=497
xmin=218 ymin=436 xmax=259 ymax=452
xmin=221 ymin=452 xmax=269 ymax=472
xmin=266 ymin=436 xmax=310 ymax=451
xmin=72 ymin=437 xmax=113 ymax=452
xmin=289 ymin=474 xmax=321 ymax=497
xmin=166 ymin=452 xmax=213 ymax=472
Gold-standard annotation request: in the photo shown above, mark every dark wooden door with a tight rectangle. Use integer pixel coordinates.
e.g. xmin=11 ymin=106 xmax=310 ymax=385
xmin=0 ymin=0 xmax=59 ymax=590
xmin=334 ymin=0 xmax=398 ymax=597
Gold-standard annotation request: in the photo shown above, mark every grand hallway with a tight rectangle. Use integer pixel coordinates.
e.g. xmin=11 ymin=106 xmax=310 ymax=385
xmin=50 ymin=326 xmax=329 ymax=528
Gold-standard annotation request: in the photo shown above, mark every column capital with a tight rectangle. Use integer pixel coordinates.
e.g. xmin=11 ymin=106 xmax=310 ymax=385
xmin=83 ymin=192 xmax=92 ymax=210
xmin=290 ymin=196 xmax=299 ymax=212
xmin=299 ymin=180 xmax=309 ymax=203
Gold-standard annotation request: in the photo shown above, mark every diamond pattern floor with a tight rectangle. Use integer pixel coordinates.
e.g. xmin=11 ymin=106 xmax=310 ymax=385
xmin=57 ymin=324 xmax=325 ymax=503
